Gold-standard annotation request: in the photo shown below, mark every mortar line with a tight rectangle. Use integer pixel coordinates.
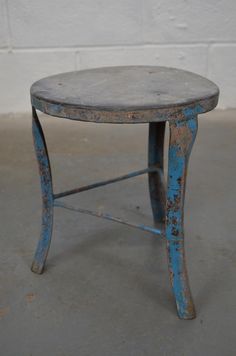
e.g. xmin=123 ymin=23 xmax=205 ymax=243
xmin=8 ymin=41 xmax=236 ymax=52
xmin=4 ymin=0 xmax=12 ymax=52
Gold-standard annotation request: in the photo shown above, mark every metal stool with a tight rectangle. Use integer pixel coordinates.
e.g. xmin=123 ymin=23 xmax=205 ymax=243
xmin=30 ymin=66 xmax=219 ymax=319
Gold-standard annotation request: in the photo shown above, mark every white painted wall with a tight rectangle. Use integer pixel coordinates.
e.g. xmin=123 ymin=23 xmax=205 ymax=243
xmin=0 ymin=0 xmax=235 ymax=113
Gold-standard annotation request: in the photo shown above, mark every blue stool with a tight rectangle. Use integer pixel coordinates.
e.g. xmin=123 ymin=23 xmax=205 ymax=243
xmin=30 ymin=66 xmax=219 ymax=319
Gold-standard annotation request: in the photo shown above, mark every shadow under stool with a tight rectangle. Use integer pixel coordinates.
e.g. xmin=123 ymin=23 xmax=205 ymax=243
xmin=30 ymin=66 xmax=219 ymax=319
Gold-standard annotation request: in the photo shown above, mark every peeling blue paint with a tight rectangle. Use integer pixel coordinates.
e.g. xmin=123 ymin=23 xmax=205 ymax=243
xmin=166 ymin=116 xmax=197 ymax=319
xmin=31 ymin=108 xmax=54 ymax=274
xmin=183 ymin=104 xmax=204 ymax=118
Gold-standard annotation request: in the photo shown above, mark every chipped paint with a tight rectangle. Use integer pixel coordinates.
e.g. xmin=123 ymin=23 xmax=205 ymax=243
xmin=31 ymin=95 xmax=218 ymax=124
xmin=148 ymin=121 xmax=166 ymax=225
xmin=166 ymin=116 xmax=198 ymax=319
xmin=31 ymin=107 xmax=54 ymax=275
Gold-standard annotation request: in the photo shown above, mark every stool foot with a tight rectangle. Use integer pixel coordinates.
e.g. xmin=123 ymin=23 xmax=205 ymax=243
xmin=148 ymin=122 xmax=166 ymax=226
xmin=31 ymin=107 xmax=54 ymax=274
xmin=31 ymin=261 xmax=45 ymax=274
xmin=166 ymin=117 xmax=198 ymax=319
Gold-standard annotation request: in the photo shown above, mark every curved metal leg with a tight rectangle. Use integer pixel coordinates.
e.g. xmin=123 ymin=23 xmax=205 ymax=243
xmin=166 ymin=117 xmax=198 ymax=319
xmin=148 ymin=122 xmax=166 ymax=226
xmin=31 ymin=107 xmax=54 ymax=274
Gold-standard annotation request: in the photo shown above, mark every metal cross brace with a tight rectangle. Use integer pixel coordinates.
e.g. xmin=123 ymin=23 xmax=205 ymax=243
xmin=53 ymin=166 xmax=164 ymax=236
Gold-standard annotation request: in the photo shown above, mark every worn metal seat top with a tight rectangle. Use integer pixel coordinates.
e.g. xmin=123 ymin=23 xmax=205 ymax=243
xmin=31 ymin=66 xmax=219 ymax=123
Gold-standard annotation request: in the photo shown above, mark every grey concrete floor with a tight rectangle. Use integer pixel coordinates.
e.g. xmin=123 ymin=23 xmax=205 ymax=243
xmin=0 ymin=110 xmax=236 ymax=356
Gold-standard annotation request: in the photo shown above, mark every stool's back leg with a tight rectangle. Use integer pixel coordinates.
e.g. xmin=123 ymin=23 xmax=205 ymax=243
xmin=166 ymin=117 xmax=198 ymax=319
xmin=31 ymin=107 xmax=54 ymax=274
xmin=148 ymin=122 xmax=166 ymax=226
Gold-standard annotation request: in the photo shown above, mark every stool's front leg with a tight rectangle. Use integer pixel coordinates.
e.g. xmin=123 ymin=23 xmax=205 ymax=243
xmin=31 ymin=107 xmax=54 ymax=274
xmin=166 ymin=116 xmax=198 ymax=319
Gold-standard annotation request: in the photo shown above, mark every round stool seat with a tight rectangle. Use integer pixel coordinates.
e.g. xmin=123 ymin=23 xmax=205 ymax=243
xmin=31 ymin=66 xmax=219 ymax=123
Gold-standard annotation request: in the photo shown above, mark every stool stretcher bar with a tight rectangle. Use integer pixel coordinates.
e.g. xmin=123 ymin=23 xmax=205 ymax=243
xmin=54 ymin=200 xmax=164 ymax=236
xmin=53 ymin=167 xmax=161 ymax=200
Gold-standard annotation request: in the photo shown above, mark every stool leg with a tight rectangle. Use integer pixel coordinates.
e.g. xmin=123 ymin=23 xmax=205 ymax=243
xmin=31 ymin=107 xmax=54 ymax=274
xmin=148 ymin=122 xmax=166 ymax=226
xmin=166 ymin=117 xmax=198 ymax=319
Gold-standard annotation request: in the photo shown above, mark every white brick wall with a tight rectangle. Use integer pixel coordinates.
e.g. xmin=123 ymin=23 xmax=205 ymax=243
xmin=0 ymin=0 xmax=235 ymax=113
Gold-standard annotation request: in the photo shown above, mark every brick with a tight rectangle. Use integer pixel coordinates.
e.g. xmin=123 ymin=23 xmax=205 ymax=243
xmin=208 ymin=45 xmax=236 ymax=109
xmin=8 ymin=0 xmax=143 ymax=48
xmin=0 ymin=51 xmax=76 ymax=113
xmin=143 ymin=0 xmax=236 ymax=43
xmin=0 ymin=0 xmax=9 ymax=48
xmin=77 ymin=45 xmax=208 ymax=76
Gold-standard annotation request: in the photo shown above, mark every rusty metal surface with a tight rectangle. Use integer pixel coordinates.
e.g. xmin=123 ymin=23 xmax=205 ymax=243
xmin=31 ymin=107 xmax=54 ymax=274
xmin=31 ymin=66 xmax=219 ymax=123
xmin=148 ymin=121 xmax=166 ymax=225
xmin=166 ymin=116 xmax=198 ymax=319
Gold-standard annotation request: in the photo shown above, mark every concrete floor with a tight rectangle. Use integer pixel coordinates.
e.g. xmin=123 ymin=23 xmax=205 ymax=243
xmin=0 ymin=109 xmax=236 ymax=355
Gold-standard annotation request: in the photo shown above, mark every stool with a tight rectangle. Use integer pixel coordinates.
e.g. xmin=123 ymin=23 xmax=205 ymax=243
xmin=30 ymin=66 xmax=219 ymax=319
